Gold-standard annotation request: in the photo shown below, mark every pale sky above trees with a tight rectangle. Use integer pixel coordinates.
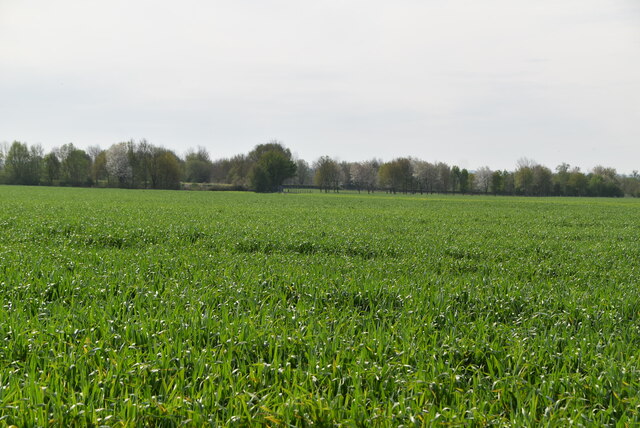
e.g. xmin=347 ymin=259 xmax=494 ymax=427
xmin=1 ymin=0 xmax=639 ymax=173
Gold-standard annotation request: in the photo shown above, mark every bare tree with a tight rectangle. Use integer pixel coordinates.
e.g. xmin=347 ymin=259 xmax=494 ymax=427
xmin=86 ymin=145 xmax=102 ymax=163
xmin=591 ymin=165 xmax=617 ymax=181
xmin=338 ymin=161 xmax=353 ymax=189
xmin=350 ymin=160 xmax=379 ymax=193
xmin=293 ymin=159 xmax=312 ymax=185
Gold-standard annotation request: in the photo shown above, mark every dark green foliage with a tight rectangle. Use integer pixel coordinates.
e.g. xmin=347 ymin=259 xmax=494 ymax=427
xmin=459 ymin=168 xmax=469 ymax=193
xmin=5 ymin=141 xmax=41 ymax=185
xmin=151 ymin=150 xmax=182 ymax=190
xmin=44 ymin=152 xmax=61 ymax=185
xmin=588 ymin=174 xmax=624 ymax=197
xmin=248 ymin=162 xmax=272 ymax=192
xmin=61 ymin=146 xmax=92 ymax=186
xmin=248 ymin=142 xmax=297 ymax=192
xmin=184 ymin=147 xmax=213 ymax=183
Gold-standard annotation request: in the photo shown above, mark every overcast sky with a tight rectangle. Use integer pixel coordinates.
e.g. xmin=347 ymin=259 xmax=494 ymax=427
xmin=1 ymin=1 xmax=639 ymax=173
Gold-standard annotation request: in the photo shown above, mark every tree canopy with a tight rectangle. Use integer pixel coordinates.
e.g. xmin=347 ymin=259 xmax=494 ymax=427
xmin=248 ymin=142 xmax=297 ymax=192
xmin=0 ymin=138 xmax=637 ymax=197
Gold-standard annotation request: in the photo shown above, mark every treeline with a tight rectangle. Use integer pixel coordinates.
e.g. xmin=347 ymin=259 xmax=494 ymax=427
xmin=1 ymin=139 xmax=639 ymax=197
xmin=0 ymin=140 xmax=296 ymax=192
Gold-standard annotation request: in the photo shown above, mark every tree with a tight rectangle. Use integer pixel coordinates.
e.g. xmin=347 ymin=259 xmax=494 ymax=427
xmin=350 ymin=160 xmax=379 ymax=193
xmin=150 ymin=149 xmax=182 ymax=189
xmin=591 ymin=166 xmax=616 ymax=180
xmin=249 ymin=150 xmax=297 ymax=192
xmin=58 ymin=143 xmax=91 ymax=186
xmin=553 ymin=163 xmax=571 ymax=196
xmin=451 ymin=166 xmax=461 ymax=192
xmin=125 ymin=140 xmax=141 ymax=188
xmin=92 ymin=151 xmax=108 ymax=185
xmin=502 ymin=171 xmax=516 ymax=195
xmin=0 ymin=142 xmax=6 ymax=168
xmin=620 ymin=172 xmax=640 ymax=197
xmin=226 ymin=154 xmax=252 ymax=188
xmin=43 ymin=153 xmax=61 ymax=185
xmin=29 ymin=144 xmax=44 ymax=185
xmin=135 ymin=139 xmax=155 ymax=188
xmin=0 ymin=143 xmax=6 ymax=183
xmin=567 ymin=168 xmax=587 ymax=196
xmin=210 ymin=158 xmax=233 ymax=183
xmin=459 ymin=169 xmax=470 ymax=193
xmin=531 ymin=165 xmax=552 ymax=196
xmin=412 ymin=160 xmax=432 ymax=193
xmin=474 ymin=166 xmax=492 ymax=194
xmin=184 ymin=146 xmax=213 ymax=183
xmin=587 ymin=166 xmax=623 ymax=197
xmin=379 ymin=158 xmax=413 ymax=194
xmin=86 ymin=145 xmax=102 ymax=163
xmin=64 ymin=149 xmax=91 ymax=186
xmin=314 ymin=156 xmax=340 ymax=192
xmin=248 ymin=140 xmax=290 ymax=162
xmin=490 ymin=171 xmax=503 ymax=195
xmin=5 ymin=141 xmax=38 ymax=185
xmin=247 ymin=142 xmax=297 ymax=192
xmin=292 ymin=159 xmax=312 ymax=186
xmin=435 ymin=162 xmax=451 ymax=193
xmin=248 ymin=163 xmax=271 ymax=192
xmin=338 ymin=161 xmax=353 ymax=189
xmin=106 ymin=143 xmax=133 ymax=187
xmin=514 ymin=158 xmax=536 ymax=195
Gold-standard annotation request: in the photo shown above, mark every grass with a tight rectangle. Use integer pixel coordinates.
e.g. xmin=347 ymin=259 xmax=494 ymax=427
xmin=1 ymin=186 xmax=639 ymax=426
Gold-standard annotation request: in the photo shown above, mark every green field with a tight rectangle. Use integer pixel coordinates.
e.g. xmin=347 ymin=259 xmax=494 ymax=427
xmin=1 ymin=186 xmax=639 ymax=426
